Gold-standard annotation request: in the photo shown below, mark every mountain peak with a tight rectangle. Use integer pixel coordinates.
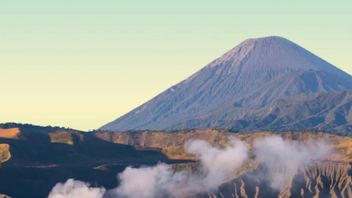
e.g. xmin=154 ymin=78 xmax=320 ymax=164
xmin=209 ymin=36 xmax=339 ymax=74
xmin=243 ymin=35 xmax=290 ymax=43
xmin=226 ymin=36 xmax=293 ymax=53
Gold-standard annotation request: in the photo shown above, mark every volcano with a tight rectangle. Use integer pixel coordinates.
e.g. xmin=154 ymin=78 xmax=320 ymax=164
xmin=100 ymin=36 xmax=352 ymax=133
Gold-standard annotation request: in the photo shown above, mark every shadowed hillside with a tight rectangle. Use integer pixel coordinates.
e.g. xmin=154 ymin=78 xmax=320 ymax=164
xmin=0 ymin=123 xmax=188 ymax=198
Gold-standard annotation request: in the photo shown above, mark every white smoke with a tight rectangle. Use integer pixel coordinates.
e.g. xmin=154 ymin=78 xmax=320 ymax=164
xmin=253 ymin=136 xmax=332 ymax=189
xmin=48 ymin=179 xmax=106 ymax=198
xmin=47 ymin=135 xmax=333 ymax=198
xmin=185 ymin=138 xmax=248 ymax=189
xmin=112 ymin=163 xmax=192 ymax=198
xmin=112 ymin=137 xmax=249 ymax=198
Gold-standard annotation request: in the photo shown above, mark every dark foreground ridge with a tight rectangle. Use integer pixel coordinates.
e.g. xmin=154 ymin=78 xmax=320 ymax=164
xmin=0 ymin=123 xmax=189 ymax=198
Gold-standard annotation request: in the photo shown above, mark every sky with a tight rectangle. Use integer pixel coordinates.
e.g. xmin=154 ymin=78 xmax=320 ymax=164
xmin=0 ymin=0 xmax=351 ymax=130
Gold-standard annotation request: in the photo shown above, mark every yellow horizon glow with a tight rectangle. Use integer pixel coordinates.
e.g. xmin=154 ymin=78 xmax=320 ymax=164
xmin=0 ymin=1 xmax=351 ymax=130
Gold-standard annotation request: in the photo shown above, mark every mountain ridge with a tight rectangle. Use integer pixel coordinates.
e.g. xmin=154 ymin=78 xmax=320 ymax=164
xmin=101 ymin=36 xmax=352 ymax=132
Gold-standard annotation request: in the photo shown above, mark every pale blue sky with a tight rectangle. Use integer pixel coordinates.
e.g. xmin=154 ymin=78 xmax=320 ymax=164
xmin=0 ymin=1 xmax=351 ymax=130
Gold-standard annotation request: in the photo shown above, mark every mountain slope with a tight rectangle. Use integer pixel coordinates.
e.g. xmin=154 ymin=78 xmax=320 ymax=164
xmin=100 ymin=36 xmax=352 ymax=132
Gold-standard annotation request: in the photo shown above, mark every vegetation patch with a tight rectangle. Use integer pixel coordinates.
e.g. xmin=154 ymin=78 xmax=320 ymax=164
xmin=49 ymin=132 xmax=74 ymax=145
xmin=0 ymin=144 xmax=11 ymax=164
